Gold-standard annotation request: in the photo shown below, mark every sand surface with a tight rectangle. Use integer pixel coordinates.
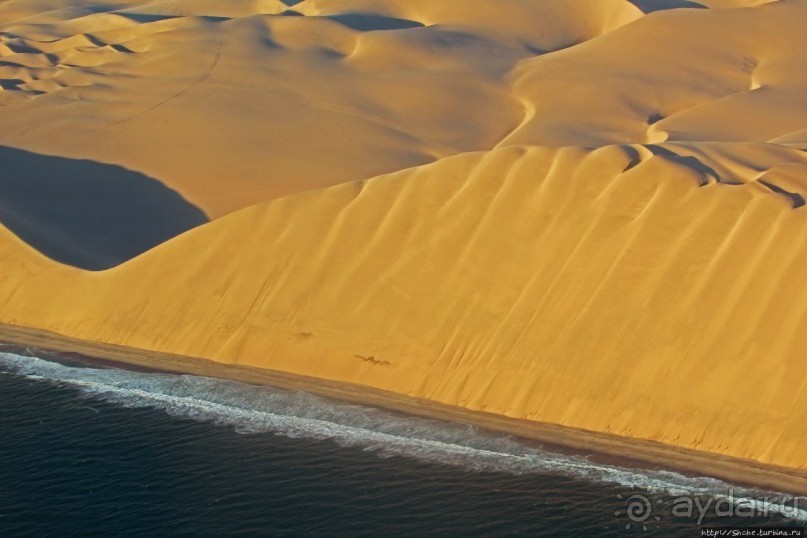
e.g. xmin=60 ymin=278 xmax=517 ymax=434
xmin=1 ymin=0 xmax=807 ymax=478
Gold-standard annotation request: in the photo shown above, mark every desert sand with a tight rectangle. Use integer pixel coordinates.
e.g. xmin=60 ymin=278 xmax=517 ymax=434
xmin=1 ymin=0 xmax=807 ymax=487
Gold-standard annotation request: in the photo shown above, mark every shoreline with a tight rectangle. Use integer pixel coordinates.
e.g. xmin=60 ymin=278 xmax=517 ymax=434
xmin=2 ymin=322 xmax=807 ymax=496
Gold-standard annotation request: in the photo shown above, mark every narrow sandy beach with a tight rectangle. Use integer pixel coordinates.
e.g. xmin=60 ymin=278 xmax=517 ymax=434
xmin=3 ymin=322 xmax=806 ymax=497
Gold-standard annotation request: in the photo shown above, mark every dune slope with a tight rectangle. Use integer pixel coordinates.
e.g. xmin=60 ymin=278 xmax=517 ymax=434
xmin=1 ymin=0 xmax=807 ymax=475
xmin=3 ymin=144 xmax=807 ymax=470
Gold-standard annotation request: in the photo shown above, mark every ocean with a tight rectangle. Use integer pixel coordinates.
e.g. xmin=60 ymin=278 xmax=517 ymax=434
xmin=1 ymin=348 xmax=805 ymax=537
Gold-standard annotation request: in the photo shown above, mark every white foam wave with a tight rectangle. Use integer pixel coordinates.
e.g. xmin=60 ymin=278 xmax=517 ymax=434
xmin=1 ymin=351 xmax=805 ymax=521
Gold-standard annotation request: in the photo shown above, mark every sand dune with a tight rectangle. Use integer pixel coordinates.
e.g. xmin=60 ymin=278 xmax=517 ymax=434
xmin=2 ymin=0 xmax=807 ymax=478
xmin=4 ymin=144 xmax=807 ymax=470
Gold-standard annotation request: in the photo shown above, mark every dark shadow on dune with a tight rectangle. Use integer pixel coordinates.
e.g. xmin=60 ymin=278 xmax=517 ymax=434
xmin=5 ymin=43 xmax=41 ymax=54
xmin=629 ymin=0 xmax=707 ymax=13
xmin=523 ymin=39 xmax=582 ymax=57
xmin=759 ymin=180 xmax=806 ymax=209
xmin=622 ymin=146 xmax=643 ymax=172
xmin=0 ymin=79 xmax=25 ymax=90
xmin=327 ymin=13 xmax=424 ymax=32
xmin=110 ymin=43 xmax=135 ymax=53
xmin=114 ymin=13 xmax=180 ymax=24
xmin=0 ymin=146 xmax=208 ymax=270
xmin=646 ymin=145 xmax=719 ymax=186
xmin=79 ymin=5 xmax=124 ymax=15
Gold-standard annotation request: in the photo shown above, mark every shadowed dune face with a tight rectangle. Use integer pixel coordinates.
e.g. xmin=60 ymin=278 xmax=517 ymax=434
xmin=326 ymin=13 xmax=424 ymax=31
xmin=0 ymin=146 xmax=207 ymax=270
xmin=630 ymin=0 xmax=778 ymax=9
xmin=628 ymin=0 xmax=707 ymax=12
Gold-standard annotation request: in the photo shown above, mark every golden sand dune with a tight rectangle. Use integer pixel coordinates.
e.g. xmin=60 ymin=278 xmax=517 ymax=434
xmin=2 ymin=0 xmax=807 ymax=480
xmin=4 ymin=144 xmax=807 ymax=470
xmin=506 ymin=0 xmax=807 ymax=150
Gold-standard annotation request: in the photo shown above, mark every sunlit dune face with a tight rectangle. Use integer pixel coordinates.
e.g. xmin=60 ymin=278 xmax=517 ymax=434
xmin=1 ymin=0 xmax=807 ymax=477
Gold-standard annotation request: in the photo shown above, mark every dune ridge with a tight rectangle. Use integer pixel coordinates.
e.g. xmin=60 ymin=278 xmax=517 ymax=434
xmin=2 ymin=0 xmax=807 ymax=479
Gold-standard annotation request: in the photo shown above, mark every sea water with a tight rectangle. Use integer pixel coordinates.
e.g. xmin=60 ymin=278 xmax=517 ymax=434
xmin=1 ymin=349 xmax=804 ymax=536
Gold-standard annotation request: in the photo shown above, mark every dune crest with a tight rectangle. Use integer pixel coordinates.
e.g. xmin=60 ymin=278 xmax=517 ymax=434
xmin=2 ymin=0 xmax=807 ymax=478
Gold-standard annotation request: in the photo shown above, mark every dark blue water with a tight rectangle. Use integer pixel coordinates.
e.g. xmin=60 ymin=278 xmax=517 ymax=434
xmin=1 ymin=350 xmax=804 ymax=536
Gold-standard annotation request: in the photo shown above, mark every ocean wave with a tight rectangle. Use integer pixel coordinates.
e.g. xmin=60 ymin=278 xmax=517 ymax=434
xmin=1 ymin=351 xmax=805 ymax=521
